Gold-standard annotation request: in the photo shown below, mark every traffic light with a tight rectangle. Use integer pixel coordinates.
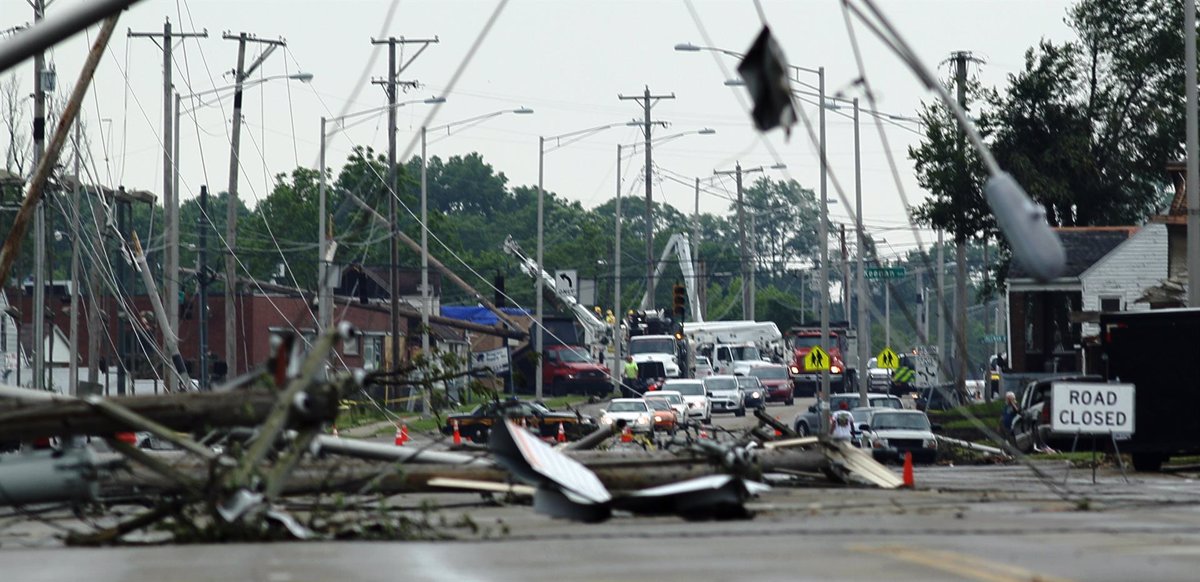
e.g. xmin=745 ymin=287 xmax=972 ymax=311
xmin=672 ymin=284 xmax=687 ymax=319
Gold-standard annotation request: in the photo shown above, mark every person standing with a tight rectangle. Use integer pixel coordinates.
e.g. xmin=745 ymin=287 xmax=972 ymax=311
xmin=622 ymin=355 xmax=640 ymax=395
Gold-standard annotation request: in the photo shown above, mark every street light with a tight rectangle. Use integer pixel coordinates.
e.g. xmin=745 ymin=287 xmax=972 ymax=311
xmin=677 ymin=41 xmax=833 ymax=429
xmin=421 ymin=107 xmax=534 ymax=359
xmin=173 ymin=71 xmax=312 ymax=388
xmin=317 ymin=96 xmax=445 ymax=352
xmin=534 ymin=120 xmax=639 ymax=401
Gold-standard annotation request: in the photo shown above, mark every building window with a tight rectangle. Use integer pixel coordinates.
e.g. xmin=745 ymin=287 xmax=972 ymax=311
xmin=1100 ymin=296 xmax=1121 ymax=313
xmin=343 ymin=335 xmax=359 ymax=356
xmin=362 ymin=335 xmax=384 ymax=370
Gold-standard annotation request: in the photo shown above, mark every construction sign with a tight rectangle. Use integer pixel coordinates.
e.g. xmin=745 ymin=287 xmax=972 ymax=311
xmin=877 ymin=347 xmax=899 ymax=369
xmin=892 ymin=366 xmax=915 ymax=384
xmin=804 ymin=346 xmax=831 ymax=372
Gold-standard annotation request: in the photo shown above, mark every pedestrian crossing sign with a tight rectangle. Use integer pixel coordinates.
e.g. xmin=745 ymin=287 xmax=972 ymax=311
xmin=804 ymin=345 xmax=831 ymax=372
xmin=877 ymin=347 xmax=899 ymax=369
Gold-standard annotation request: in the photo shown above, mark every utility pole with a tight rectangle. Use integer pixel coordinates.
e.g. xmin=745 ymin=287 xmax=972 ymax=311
xmin=197 ymin=186 xmax=210 ymax=391
xmin=749 ymin=211 xmax=757 ymax=319
xmin=619 ymin=86 xmax=674 ymax=310
xmin=129 ymin=18 xmax=206 ymax=392
xmin=31 ymin=0 xmax=46 ymax=390
xmin=840 ymin=224 xmax=849 ymax=327
xmin=936 ymin=229 xmax=945 ymax=360
xmin=370 ymin=35 xmax=437 ymax=373
xmin=855 ymin=98 xmax=868 ymax=405
xmin=69 ymin=119 xmax=80 ymax=395
xmin=1187 ymin=0 xmax=1200 ymax=307
xmin=613 ymin=144 xmax=623 ymax=394
xmin=221 ymin=31 xmax=285 ymax=380
xmin=817 ymin=68 xmax=830 ymax=431
xmin=714 ymin=163 xmax=763 ymax=321
xmin=953 ymin=50 xmax=971 ymax=398
xmin=693 ymin=176 xmax=701 ymax=300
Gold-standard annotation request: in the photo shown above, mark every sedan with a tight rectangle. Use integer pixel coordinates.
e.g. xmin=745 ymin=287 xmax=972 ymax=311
xmin=600 ymin=398 xmax=655 ymax=434
xmin=645 ymin=398 xmax=679 ymax=435
xmin=748 ymin=364 xmax=793 ymax=405
xmin=736 ymin=376 xmax=767 ymax=411
xmin=645 ymin=390 xmax=689 ymax=423
xmin=663 ymin=379 xmax=711 ymax=423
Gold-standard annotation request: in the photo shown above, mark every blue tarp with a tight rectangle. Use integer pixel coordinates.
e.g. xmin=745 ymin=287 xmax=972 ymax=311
xmin=440 ymin=305 xmax=530 ymax=326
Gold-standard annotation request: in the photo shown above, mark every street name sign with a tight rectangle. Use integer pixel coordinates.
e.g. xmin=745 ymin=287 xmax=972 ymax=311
xmin=1050 ymin=382 xmax=1135 ymax=435
xmin=865 ymin=266 xmax=906 ymax=280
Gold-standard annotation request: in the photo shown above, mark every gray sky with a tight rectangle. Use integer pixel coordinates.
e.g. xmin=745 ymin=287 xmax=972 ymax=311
xmin=2 ymin=0 xmax=1077 ymax=262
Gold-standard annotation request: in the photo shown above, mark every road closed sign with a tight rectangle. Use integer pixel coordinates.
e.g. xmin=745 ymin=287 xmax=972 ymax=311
xmin=1051 ymin=382 xmax=1135 ymax=435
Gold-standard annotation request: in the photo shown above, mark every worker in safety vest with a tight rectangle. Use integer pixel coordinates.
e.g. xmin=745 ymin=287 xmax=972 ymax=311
xmin=622 ymin=355 xmax=639 ymax=395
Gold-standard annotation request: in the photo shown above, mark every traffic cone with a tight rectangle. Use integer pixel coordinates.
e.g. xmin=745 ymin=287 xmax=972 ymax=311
xmin=902 ymin=451 xmax=915 ymax=487
xmin=401 ymin=423 xmax=410 ymax=444
xmin=774 ymin=416 xmax=783 ymax=438
xmin=452 ymin=419 xmax=462 ymax=446
xmin=620 ymin=426 xmax=633 ymax=443
xmin=394 ymin=425 xmax=404 ymax=446
xmin=556 ymin=422 xmax=567 ymax=443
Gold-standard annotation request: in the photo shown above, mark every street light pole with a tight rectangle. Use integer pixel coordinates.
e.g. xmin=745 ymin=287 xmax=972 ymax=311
xmin=854 ymin=98 xmax=869 ymax=407
xmin=536 ymin=135 xmax=545 ymax=400
xmin=613 ymin=143 xmax=623 ymax=394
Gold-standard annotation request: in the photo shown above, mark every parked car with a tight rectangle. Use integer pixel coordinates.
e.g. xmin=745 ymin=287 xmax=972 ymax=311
xmin=913 ymin=384 xmax=966 ymax=411
xmin=443 ymin=398 xmax=596 ymax=444
xmin=704 ymin=375 xmax=746 ymax=417
xmin=860 ymin=409 xmax=940 ymax=464
xmin=663 ymin=379 xmax=711 ymax=424
xmin=644 ymin=390 xmax=689 ymax=424
xmin=693 ymin=355 xmax=715 ymax=379
xmin=600 ymin=398 xmax=655 ymax=434
xmin=737 ymin=376 xmax=767 ymax=410
xmin=748 ymin=364 xmax=793 ymax=405
xmin=792 ymin=394 xmax=903 ymax=437
xmin=865 ymin=357 xmax=892 ymax=392
xmin=1011 ymin=375 xmax=1104 ymax=454
xmin=645 ymin=398 xmax=679 ymax=435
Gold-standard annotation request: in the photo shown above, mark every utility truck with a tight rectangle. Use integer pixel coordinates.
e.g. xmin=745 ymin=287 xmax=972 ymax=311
xmin=787 ymin=323 xmax=859 ymax=395
xmin=684 ymin=321 xmax=783 ymax=377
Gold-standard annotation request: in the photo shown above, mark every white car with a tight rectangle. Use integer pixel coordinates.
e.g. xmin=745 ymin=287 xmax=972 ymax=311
xmin=600 ymin=398 xmax=655 ymax=433
xmin=663 ymin=379 xmax=711 ymax=424
xmin=704 ymin=375 xmax=746 ymax=417
xmin=693 ymin=356 xmax=715 ymax=379
xmin=645 ymin=390 xmax=689 ymax=422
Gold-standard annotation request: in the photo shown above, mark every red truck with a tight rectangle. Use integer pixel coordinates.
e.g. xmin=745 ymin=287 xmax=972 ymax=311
xmin=542 ymin=345 xmax=612 ymax=397
xmin=786 ymin=326 xmax=857 ymax=396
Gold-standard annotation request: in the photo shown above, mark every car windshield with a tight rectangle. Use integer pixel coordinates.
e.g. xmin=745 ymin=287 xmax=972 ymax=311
xmin=667 ymin=382 xmax=705 ymax=396
xmin=871 ymin=413 xmax=931 ymax=431
xmin=630 ymin=338 xmax=675 ymax=355
xmin=608 ymin=401 xmax=648 ymax=413
xmin=791 ymin=336 xmax=831 ymax=350
xmin=648 ymin=394 xmax=684 ymax=406
xmin=721 ymin=346 xmax=761 ymax=360
xmin=851 ymin=408 xmax=875 ymax=423
xmin=646 ymin=400 xmax=671 ymax=412
xmin=705 ymin=377 xmax=739 ymax=391
xmin=750 ymin=366 xmax=787 ymax=380
xmin=870 ymin=397 xmax=902 ymax=409
xmin=557 ymin=348 xmax=592 ymax=363
xmin=696 ymin=356 xmax=711 ymax=367
xmin=737 ymin=377 xmax=759 ymax=388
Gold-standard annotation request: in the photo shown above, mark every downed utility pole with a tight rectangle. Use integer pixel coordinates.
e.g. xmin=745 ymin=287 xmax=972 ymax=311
xmin=0 ymin=15 xmax=119 ymax=287
xmin=130 ymin=232 xmax=193 ymax=391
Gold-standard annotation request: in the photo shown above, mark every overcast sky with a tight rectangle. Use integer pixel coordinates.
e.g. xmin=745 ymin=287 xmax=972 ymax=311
xmin=2 ymin=0 xmax=1077 ymax=262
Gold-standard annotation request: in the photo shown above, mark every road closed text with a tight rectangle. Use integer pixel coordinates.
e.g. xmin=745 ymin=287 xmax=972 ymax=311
xmin=1051 ymin=382 xmax=1135 ymax=435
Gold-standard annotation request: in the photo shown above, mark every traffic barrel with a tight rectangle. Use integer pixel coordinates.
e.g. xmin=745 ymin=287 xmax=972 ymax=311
xmin=556 ymin=422 xmax=566 ymax=443
xmin=452 ymin=419 xmax=462 ymax=446
xmin=902 ymin=451 xmax=914 ymax=487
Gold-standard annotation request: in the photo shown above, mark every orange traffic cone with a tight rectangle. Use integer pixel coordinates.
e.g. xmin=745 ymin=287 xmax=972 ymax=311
xmin=556 ymin=422 xmax=567 ymax=443
xmin=452 ymin=419 xmax=462 ymax=446
xmin=774 ymin=416 xmax=783 ymax=438
xmin=401 ymin=423 xmax=410 ymax=444
xmin=902 ymin=451 xmax=915 ymax=487
xmin=620 ymin=426 xmax=633 ymax=443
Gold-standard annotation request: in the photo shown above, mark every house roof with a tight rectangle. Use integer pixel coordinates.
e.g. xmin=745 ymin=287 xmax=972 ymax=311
xmin=1009 ymin=227 xmax=1137 ymax=280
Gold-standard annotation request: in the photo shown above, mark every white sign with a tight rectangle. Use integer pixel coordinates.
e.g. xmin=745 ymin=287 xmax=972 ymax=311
xmin=555 ymin=269 xmax=578 ymax=299
xmin=1051 ymin=382 xmax=1135 ymax=435
xmin=473 ymin=348 xmax=510 ymax=373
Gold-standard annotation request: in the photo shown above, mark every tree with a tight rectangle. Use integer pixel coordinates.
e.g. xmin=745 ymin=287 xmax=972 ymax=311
xmin=738 ymin=177 xmax=821 ymax=277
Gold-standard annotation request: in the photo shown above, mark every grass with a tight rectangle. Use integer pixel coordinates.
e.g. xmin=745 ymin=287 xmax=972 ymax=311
xmin=335 ymin=394 xmax=592 ymax=435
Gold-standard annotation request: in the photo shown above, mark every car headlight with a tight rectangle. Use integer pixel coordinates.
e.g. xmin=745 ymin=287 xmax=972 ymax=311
xmin=566 ymin=374 xmax=577 ymax=380
xmin=654 ymin=415 xmax=663 ymax=423
xmin=789 ymin=366 xmax=800 ymax=374
xmin=600 ymin=416 xmax=613 ymax=425
xmin=637 ymin=415 xmax=651 ymax=425
xmin=751 ymin=391 xmax=761 ymax=399
xmin=831 ymin=365 xmax=842 ymax=374
xmin=923 ymin=438 xmax=937 ymax=448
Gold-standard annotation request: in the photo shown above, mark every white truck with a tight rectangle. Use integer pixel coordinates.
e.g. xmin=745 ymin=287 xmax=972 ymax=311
xmin=683 ymin=321 xmax=783 ymax=377
xmin=628 ymin=334 xmax=684 ymax=378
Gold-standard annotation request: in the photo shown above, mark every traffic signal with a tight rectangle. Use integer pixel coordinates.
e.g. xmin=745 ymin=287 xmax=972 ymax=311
xmin=672 ymin=284 xmax=687 ymax=318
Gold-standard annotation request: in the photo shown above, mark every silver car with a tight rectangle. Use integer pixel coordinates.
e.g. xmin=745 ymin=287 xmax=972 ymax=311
xmin=704 ymin=375 xmax=746 ymax=417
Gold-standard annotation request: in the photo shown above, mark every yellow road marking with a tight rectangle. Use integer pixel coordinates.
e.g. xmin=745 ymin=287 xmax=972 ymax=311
xmin=850 ymin=544 xmax=1076 ymax=582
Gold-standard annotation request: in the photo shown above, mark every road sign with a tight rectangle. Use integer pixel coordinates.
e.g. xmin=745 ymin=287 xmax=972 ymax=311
xmin=804 ymin=346 xmax=830 ymax=372
xmin=555 ymin=269 xmax=578 ymax=299
xmin=865 ymin=266 xmax=906 ymax=280
xmin=876 ymin=347 xmax=899 ymax=369
xmin=1051 ymin=382 xmax=1135 ymax=435
xmin=982 ymin=334 xmax=1008 ymax=343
